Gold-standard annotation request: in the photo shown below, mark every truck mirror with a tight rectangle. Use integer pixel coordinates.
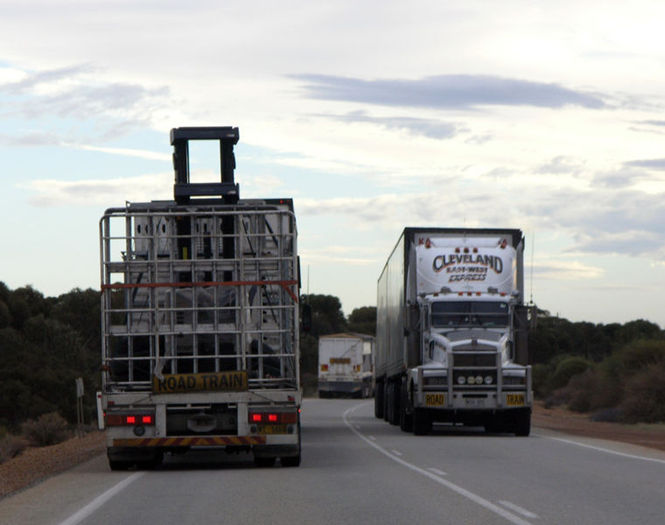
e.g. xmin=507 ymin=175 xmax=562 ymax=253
xmin=301 ymin=303 xmax=312 ymax=333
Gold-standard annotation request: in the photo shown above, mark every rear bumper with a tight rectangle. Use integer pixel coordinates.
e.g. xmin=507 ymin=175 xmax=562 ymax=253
xmin=318 ymin=380 xmax=364 ymax=394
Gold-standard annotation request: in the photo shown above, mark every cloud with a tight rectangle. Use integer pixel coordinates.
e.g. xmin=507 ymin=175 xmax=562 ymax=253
xmin=570 ymin=231 xmax=662 ymax=258
xmin=592 ymin=168 xmax=646 ymax=188
xmin=0 ymin=64 xmax=94 ymax=93
xmin=0 ymin=130 xmax=62 ymax=146
xmin=69 ymin=144 xmax=170 ymax=161
xmin=624 ymin=158 xmax=665 ymax=171
xmin=22 ymin=174 xmax=172 ymax=207
xmin=316 ymin=110 xmax=463 ymax=139
xmin=292 ymin=74 xmax=606 ymax=110
xmin=638 ymin=120 xmax=665 ymax=127
xmin=0 ymin=64 xmax=170 ymax=138
xmin=536 ymin=156 xmax=585 ymax=175
xmin=533 ymin=260 xmax=604 ymax=280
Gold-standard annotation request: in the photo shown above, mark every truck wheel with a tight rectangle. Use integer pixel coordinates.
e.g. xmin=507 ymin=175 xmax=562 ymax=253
xmin=281 ymin=455 xmax=300 ymax=467
xmin=514 ymin=409 xmax=531 ymax=437
xmin=390 ymin=381 xmax=401 ymax=426
xmin=383 ymin=382 xmax=391 ymax=422
xmin=108 ymin=459 xmax=132 ymax=471
xmin=399 ymin=381 xmax=413 ymax=432
xmin=375 ymin=381 xmax=384 ymax=418
xmin=137 ymin=451 xmax=163 ymax=470
xmin=281 ymin=419 xmax=302 ymax=467
xmin=413 ymin=409 xmax=430 ymax=436
xmin=484 ymin=417 xmax=503 ymax=434
xmin=254 ymin=456 xmax=276 ymax=467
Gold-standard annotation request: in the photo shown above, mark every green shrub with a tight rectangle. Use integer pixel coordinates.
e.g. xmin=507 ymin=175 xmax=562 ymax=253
xmin=548 ymin=356 xmax=594 ymax=391
xmin=531 ymin=363 xmax=551 ymax=398
xmin=616 ymin=339 xmax=665 ymax=373
xmin=21 ymin=412 xmax=70 ymax=446
xmin=619 ymin=362 xmax=665 ymax=423
xmin=564 ymin=369 xmax=596 ymax=412
xmin=0 ymin=434 xmax=28 ymax=464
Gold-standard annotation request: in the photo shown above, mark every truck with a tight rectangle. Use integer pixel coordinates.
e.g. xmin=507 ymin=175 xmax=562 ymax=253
xmin=318 ymin=333 xmax=374 ymax=398
xmin=374 ymin=228 xmax=532 ymax=436
xmin=99 ymin=127 xmax=305 ymax=469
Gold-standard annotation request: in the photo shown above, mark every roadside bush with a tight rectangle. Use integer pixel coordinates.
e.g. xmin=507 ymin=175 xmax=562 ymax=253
xmin=531 ymin=363 xmax=551 ymax=398
xmin=563 ymin=369 xmax=596 ymax=413
xmin=0 ymin=434 xmax=28 ymax=464
xmin=548 ymin=356 xmax=594 ymax=392
xmin=615 ymin=339 xmax=665 ymax=373
xmin=21 ymin=412 xmax=70 ymax=446
xmin=619 ymin=362 xmax=665 ymax=423
xmin=590 ymin=407 xmax=623 ymax=423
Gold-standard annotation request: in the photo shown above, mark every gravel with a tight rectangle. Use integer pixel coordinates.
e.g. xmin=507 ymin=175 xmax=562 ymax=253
xmin=0 ymin=431 xmax=105 ymax=499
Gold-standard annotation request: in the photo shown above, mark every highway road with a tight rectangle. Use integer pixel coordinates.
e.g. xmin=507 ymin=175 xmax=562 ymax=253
xmin=2 ymin=398 xmax=665 ymax=525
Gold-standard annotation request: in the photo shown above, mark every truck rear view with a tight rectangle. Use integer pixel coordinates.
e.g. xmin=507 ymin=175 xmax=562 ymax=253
xmin=375 ymin=228 xmax=532 ymax=436
xmin=318 ymin=333 xmax=374 ymax=398
xmin=99 ymin=127 xmax=302 ymax=469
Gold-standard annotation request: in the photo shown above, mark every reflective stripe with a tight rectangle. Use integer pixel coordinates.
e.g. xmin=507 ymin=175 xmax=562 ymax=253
xmin=114 ymin=436 xmax=267 ymax=447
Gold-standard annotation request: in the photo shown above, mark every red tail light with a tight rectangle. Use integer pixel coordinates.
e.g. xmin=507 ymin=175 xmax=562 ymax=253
xmin=249 ymin=411 xmax=298 ymax=424
xmin=105 ymin=412 xmax=155 ymax=426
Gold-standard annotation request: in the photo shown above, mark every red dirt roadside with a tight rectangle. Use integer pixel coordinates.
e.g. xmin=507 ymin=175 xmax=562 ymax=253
xmin=532 ymin=401 xmax=665 ymax=452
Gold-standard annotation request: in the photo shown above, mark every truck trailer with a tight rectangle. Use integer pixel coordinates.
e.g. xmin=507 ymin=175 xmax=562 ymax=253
xmin=374 ymin=228 xmax=532 ymax=436
xmin=318 ymin=333 xmax=374 ymax=398
xmin=99 ymin=127 xmax=303 ymax=469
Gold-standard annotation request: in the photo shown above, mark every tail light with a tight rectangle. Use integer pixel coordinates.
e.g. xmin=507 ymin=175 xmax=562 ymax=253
xmin=248 ymin=411 xmax=298 ymax=424
xmin=105 ymin=412 xmax=155 ymax=426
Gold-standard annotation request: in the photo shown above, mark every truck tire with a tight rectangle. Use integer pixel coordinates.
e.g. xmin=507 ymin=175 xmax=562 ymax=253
xmin=514 ymin=409 xmax=531 ymax=437
xmin=108 ymin=459 xmax=132 ymax=471
xmin=413 ymin=409 xmax=431 ymax=436
xmin=484 ymin=416 xmax=504 ymax=434
xmin=399 ymin=383 xmax=413 ymax=432
xmin=254 ymin=456 xmax=276 ymax=467
xmin=281 ymin=418 xmax=302 ymax=467
xmin=375 ymin=380 xmax=384 ymax=418
xmin=390 ymin=381 xmax=401 ymax=426
xmin=383 ymin=382 xmax=391 ymax=422
xmin=137 ymin=451 xmax=163 ymax=470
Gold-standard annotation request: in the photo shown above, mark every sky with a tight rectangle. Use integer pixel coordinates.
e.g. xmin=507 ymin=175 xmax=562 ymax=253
xmin=1 ymin=0 xmax=665 ymax=327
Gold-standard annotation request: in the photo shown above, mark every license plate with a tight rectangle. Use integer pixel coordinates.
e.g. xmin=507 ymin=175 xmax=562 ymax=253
xmin=506 ymin=393 xmax=525 ymax=407
xmin=257 ymin=424 xmax=288 ymax=434
xmin=425 ymin=393 xmax=445 ymax=407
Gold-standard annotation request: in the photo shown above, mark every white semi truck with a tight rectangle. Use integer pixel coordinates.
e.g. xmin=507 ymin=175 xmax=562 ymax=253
xmin=99 ymin=127 xmax=305 ymax=469
xmin=375 ymin=228 xmax=532 ymax=436
xmin=318 ymin=333 xmax=374 ymax=398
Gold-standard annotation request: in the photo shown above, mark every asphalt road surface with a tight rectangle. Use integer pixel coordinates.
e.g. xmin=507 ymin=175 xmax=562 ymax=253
xmin=2 ymin=398 xmax=665 ymax=525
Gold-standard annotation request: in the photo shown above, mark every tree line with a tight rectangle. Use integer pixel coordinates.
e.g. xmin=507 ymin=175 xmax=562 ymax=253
xmin=1 ymin=283 xmax=664 ymax=430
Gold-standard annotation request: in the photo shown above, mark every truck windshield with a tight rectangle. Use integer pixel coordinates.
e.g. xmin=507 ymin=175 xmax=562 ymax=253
xmin=431 ymin=301 xmax=509 ymax=328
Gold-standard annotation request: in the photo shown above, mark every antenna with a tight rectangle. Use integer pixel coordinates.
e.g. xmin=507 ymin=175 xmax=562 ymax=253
xmin=529 ymin=231 xmax=535 ymax=305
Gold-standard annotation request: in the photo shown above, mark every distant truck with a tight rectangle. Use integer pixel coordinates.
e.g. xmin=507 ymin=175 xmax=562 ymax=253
xmin=318 ymin=333 xmax=374 ymax=398
xmin=99 ymin=127 xmax=305 ymax=469
xmin=374 ymin=228 xmax=532 ymax=435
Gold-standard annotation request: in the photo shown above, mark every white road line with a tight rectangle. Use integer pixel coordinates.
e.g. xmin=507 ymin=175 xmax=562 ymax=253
xmin=427 ymin=467 xmax=448 ymax=476
xmin=536 ymin=434 xmax=665 ymax=465
xmin=498 ymin=500 xmax=539 ymax=519
xmin=343 ymin=403 xmax=532 ymax=525
xmin=57 ymin=472 xmax=145 ymax=525
xmin=368 ymin=435 xmax=376 ymax=440
xmin=391 ymin=449 xmax=403 ymax=456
